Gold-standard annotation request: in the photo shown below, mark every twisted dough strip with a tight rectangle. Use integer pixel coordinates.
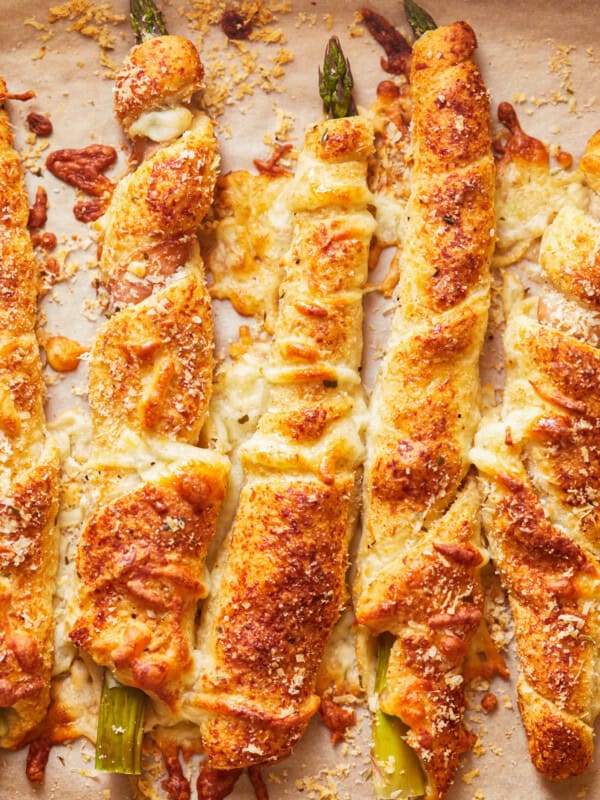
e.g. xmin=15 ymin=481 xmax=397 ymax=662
xmin=354 ymin=23 xmax=495 ymax=799
xmin=0 ymin=80 xmax=60 ymax=748
xmin=187 ymin=116 xmax=375 ymax=768
xmin=473 ymin=139 xmax=600 ymax=779
xmin=68 ymin=37 xmax=228 ymax=711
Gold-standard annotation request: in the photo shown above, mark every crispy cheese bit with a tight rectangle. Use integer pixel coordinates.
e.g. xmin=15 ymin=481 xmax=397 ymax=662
xmin=44 ymin=335 xmax=87 ymax=372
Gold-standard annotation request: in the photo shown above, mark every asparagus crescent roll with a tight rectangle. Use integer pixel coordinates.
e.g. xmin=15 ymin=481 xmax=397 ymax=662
xmin=68 ymin=31 xmax=228 ymax=720
xmin=473 ymin=133 xmax=600 ymax=780
xmin=188 ymin=110 xmax=376 ymax=766
xmin=354 ymin=20 xmax=495 ymax=800
xmin=0 ymin=81 xmax=60 ymax=749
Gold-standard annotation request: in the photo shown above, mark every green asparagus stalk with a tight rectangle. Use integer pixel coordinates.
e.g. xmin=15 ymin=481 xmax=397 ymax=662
xmin=319 ymin=36 xmax=357 ymax=119
xmin=130 ymin=0 xmax=168 ymax=44
xmin=371 ymin=636 xmax=426 ymax=800
xmin=95 ymin=673 xmax=146 ymax=774
xmin=403 ymin=0 xmax=437 ymax=39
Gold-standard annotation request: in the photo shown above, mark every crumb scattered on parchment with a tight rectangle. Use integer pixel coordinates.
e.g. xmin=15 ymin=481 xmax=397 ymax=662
xmin=25 ymin=1 xmax=125 ymax=76
xmin=509 ymin=40 xmax=592 ymax=117
xmin=294 ymin=764 xmax=351 ymax=800
xmin=182 ymin=0 xmax=293 ymax=118
xmin=20 ymin=137 xmax=51 ymax=176
xmin=348 ymin=10 xmax=365 ymax=38
xmin=472 ymin=735 xmax=486 ymax=757
xmin=461 ymin=769 xmax=480 ymax=785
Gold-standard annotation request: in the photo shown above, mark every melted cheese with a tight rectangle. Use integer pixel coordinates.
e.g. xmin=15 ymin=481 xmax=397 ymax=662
xmin=129 ymin=106 xmax=193 ymax=142
xmin=48 ymin=409 xmax=93 ymax=676
xmin=205 ymin=341 xmax=270 ymax=457
xmin=494 ymin=162 xmax=589 ymax=267
xmin=289 ymin=151 xmax=373 ymax=212
xmin=241 ymin=392 xmax=369 ymax=474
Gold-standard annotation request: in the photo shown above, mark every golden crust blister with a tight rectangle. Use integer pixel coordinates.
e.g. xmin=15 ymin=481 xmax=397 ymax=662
xmin=0 ymin=79 xmax=60 ymax=749
xmin=354 ymin=22 xmax=496 ymax=799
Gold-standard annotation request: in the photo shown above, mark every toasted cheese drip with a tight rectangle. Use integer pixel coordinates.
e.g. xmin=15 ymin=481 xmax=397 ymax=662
xmin=0 ymin=79 xmax=60 ymax=750
xmin=68 ymin=36 xmax=229 ymax=713
xmin=493 ymin=104 xmax=589 ymax=269
xmin=185 ymin=116 xmax=375 ymax=769
xmin=354 ymin=23 xmax=495 ymax=800
xmin=203 ymin=172 xmax=292 ymax=333
xmin=473 ymin=136 xmax=600 ymax=780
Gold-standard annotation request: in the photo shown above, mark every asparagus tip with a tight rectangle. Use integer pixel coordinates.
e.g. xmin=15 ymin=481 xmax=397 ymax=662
xmin=319 ymin=36 xmax=357 ymax=119
xmin=130 ymin=0 xmax=168 ymax=44
xmin=403 ymin=0 xmax=437 ymax=39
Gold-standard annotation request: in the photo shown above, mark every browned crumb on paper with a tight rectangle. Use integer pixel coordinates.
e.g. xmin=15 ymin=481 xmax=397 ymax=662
xmin=481 ymin=692 xmax=499 ymax=713
xmin=24 ymin=1 xmax=125 ymax=73
xmin=182 ymin=0 xmax=292 ymax=117
xmin=319 ymin=697 xmax=357 ymax=744
xmin=44 ymin=335 xmax=87 ymax=372
xmin=507 ymin=41 xmax=585 ymax=117
xmin=461 ymin=768 xmax=480 ymax=785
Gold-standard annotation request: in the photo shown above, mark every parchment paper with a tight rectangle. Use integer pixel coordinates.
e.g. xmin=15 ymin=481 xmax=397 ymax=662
xmin=1 ymin=1 xmax=600 ymax=798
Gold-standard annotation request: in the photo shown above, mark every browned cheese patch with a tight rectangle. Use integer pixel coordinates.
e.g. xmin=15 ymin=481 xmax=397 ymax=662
xmin=71 ymin=464 xmax=225 ymax=705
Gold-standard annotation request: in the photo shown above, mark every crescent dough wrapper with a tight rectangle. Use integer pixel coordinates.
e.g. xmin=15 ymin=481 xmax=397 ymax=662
xmin=0 ymin=80 xmax=60 ymax=748
xmin=473 ymin=194 xmax=600 ymax=779
xmin=354 ymin=23 xmax=495 ymax=800
xmin=68 ymin=37 xmax=228 ymax=711
xmin=187 ymin=116 xmax=375 ymax=768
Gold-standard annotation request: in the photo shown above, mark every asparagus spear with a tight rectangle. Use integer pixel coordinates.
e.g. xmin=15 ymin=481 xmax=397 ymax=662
xmin=319 ymin=36 xmax=357 ymax=119
xmin=96 ymin=673 xmax=146 ymax=773
xmin=371 ymin=636 xmax=425 ymax=800
xmin=130 ymin=0 xmax=167 ymax=44
xmin=95 ymin=0 xmax=166 ymax=772
xmin=403 ymin=0 xmax=437 ymax=38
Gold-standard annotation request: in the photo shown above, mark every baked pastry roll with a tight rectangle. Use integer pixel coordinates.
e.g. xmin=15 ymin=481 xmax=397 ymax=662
xmin=354 ymin=23 xmax=495 ymax=799
xmin=0 ymin=80 xmax=60 ymax=748
xmin=68 ymin=36 xmax=228 ymax=711
xmin=473 ymin=149 xmax=600 ymax=779
xmin=187 ymin=115 xmax=375 ymax=768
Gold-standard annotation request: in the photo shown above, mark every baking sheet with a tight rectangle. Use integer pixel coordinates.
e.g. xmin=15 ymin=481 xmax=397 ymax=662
xmin=1 ymin=0 xmax=600 ymax=798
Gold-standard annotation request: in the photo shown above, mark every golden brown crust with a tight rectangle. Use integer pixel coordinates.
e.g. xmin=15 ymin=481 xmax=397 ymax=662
xmin=354 ymin=22 xmax=495 ymax=799
xmin=540 ymin=206 xmax=600 ymax=312
xmin=0 ymin=79 xmax=60 ymax=748
xmin=90 ymin=269 xmax=213 ymax=446
xmin=191 ymin=116 xmax=375 ymax=768
xmin=70 ymin=41 xmax=226 ymax=711
xmin=358 ymin=482 xmax=485 ymax=800
xmin=71 ymin=462 xmax=227 ymax=706
xmin=99 ymin=114 xmax=219 ymax=313
xmin=474 ymin=265 xmax=600 ymax=780
xmin=114 ymin=36 xmax=204 ymax=134
xmin=197 ymin=476 xmax=354 ymax=767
